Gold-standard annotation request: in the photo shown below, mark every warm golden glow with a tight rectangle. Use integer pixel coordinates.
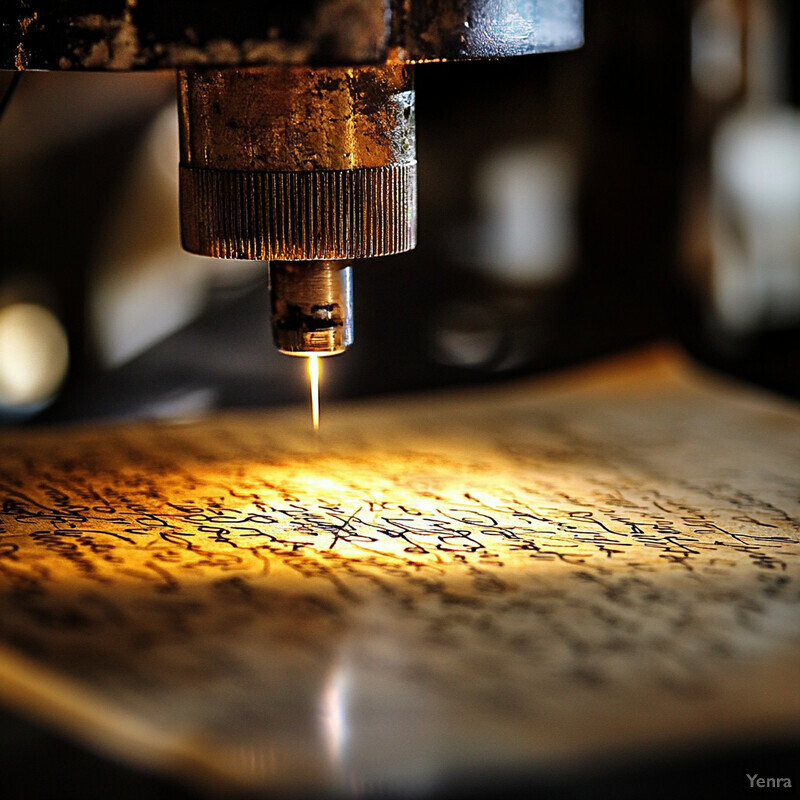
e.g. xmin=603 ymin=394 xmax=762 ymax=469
xmin=0 ymin=349 xmax=798 ymax=793
xmin=308 ymin=355 xmax=320 ymax=432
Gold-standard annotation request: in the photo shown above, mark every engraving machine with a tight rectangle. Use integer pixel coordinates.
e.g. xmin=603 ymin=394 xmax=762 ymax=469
xmin=1 ymin=1 xmax=582 ymax=363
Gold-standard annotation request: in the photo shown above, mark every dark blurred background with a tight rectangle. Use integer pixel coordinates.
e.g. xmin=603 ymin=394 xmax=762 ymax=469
xmin=1 ymin=0 xmax=799 ymax=797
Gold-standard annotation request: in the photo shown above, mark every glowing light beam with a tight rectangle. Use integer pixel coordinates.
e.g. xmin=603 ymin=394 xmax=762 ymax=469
xmin=308 ymin=355 xmax=320 ymax=432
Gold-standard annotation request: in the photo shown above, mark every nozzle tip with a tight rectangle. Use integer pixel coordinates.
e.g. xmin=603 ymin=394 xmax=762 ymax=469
xmin=270 ymin=261 xmax=353 ymax=356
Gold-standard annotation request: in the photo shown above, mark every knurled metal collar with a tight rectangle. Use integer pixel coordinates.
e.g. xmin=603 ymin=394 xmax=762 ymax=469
xmin=180 ymin=163 xmax=417 ymax=260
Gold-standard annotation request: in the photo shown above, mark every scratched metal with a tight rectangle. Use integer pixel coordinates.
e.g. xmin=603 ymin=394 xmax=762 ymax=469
xmin=0 ymin=0 xmax=582 ymax=70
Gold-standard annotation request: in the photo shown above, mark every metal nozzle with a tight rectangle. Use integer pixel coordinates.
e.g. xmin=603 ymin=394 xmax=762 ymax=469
xmin=269 ymin=261 xmax=354 ymax=356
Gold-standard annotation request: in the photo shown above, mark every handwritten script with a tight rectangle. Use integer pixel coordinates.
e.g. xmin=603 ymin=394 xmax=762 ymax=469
xmin=0 ymin=348 xmax=799 ymax=792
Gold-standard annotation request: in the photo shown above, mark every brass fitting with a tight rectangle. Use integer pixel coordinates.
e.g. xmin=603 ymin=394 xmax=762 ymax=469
xmin=269 ymin=260 xmax=353 ymax=356
xmin=178 ymin=64 xmax=416 ymax=260
xmin=178 ymin=64 xmax=415 ymax=356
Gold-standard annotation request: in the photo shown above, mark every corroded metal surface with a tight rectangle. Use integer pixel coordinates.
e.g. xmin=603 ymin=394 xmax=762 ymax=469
xmin=0 ymin=0 xmax=582 ymax=71
xmin=179 ymin=65 xmax=417 ymax=260
xmin=269 ymin=260 xmax=354 ymax=354
xmin=396 ymin=0 xmax=584 ymax=61
xmin=0 ymin=0 xmax=390 ymax=70
xmin=178 ymin=66 xmax=415 ymax=171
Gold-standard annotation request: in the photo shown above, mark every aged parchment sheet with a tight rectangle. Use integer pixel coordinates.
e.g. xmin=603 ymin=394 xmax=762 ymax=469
xmin=0 ymin=348 xmax=798 ymax=794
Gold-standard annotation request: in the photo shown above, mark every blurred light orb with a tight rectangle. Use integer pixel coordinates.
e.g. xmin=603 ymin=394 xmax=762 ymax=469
xmin=0 ymin=302 xmax=69 ymax=407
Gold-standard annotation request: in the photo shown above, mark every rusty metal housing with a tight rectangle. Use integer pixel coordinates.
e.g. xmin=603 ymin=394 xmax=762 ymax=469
xmin=179 ymin=65 xmax=416 ymax=261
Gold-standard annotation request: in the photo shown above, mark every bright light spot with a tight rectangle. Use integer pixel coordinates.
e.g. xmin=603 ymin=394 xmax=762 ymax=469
xmin=300 ymin=475 xmax=344 ymax=493
xmin=320 ymin=664 xmax=349 ymax=767
xmin=308 ymin=355 xmax=320 ymax=432
xmin=0 ymin=303 xmax=69 ymax=407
